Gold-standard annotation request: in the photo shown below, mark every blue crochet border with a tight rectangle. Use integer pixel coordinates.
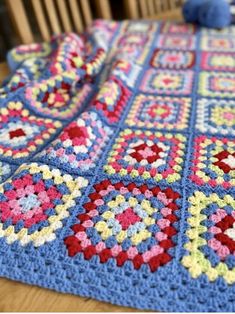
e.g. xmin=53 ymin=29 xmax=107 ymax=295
xmin=0 ymin=164 xmax=234 ymax=312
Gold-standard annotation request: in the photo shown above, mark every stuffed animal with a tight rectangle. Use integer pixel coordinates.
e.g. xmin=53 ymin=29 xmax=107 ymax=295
xmin=183 ymin=0 xmax=232 ymax=28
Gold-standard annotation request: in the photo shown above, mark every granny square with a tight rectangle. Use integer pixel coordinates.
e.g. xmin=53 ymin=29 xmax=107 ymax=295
xmin=9 ymin=42 xmax=52 ymax=68
xmin=104 ymin=129 xmax=186 ymax=184
xmin=201 ymin=52 xmax=235 ymax=72
xmin=45 ymin=33 xmax=85 ymax=75
xmin=200 ymin=36 xmax=235 ymax=52
xmin=93 ymin=77 xmax=131 ymax=124
xmin=0 ymin=58 xmax=48 ymax=96
xmin=107 ymin=26 xmax=154 ymax=66
xmin=125 ymin=94 xmax=191 ymax=131
xmin=190 ymin=135 xmax=235 ymax=189
xmin=107 ymin=44 xmax=149 ymax=65
xmin=117 ymin=31 xmax=151 ymax=47
xmin=36 ymin=111 xmax=113 ymax=174
xmin=64 ymin=178 xmax=181 ymax=272
xmin=156 ymin=34 xmax=196 ymax=50
xmin=24 ymin=73 xmax=93 ymax=120
xmin=182 ymin=190 xmax=235 ymax=284
xmin=140 ymin=69 xmax=194 ymax=95
xmin=161 ymin=21 xmax=196 ymax=34
xmin=150 ymin=49 xmax=195 ymax=69
xmin=0 ymin=162 xmax=88 ymax=247
xmin=198 ymin=72 xmax=235 ymax=98
xmin=124 ymin=21 xmax=158 ymax=33
xmin=196 ymin=98 xmax=235 ymax=135
xmin=0 ymin=101 xmax=61 ymax=161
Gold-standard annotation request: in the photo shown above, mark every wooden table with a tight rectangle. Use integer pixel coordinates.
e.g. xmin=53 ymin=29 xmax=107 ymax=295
xmin=0 ymin=9 xmax=182 ymax=312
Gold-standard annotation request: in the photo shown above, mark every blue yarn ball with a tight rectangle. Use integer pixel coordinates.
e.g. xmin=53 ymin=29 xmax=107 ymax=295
xmin=182 ymin=0 xmax=205 ymax=23
xmin=199 ymin=0 xmax=231 ymax=28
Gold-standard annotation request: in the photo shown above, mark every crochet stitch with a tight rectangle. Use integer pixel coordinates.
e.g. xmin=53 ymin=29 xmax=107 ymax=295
xmin=0 ymin=20 xmax=235 ymax=312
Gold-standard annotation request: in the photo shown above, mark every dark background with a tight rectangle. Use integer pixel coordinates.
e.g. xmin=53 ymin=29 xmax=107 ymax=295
xmin=0 ymin=0 xmax=131 ymax=62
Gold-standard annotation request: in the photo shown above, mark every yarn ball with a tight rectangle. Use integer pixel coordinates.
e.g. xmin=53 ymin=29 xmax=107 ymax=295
xmin=199 ymin=0 xmax=231 ymax=28
xmin=182 ymin=0 xmax=205 ymax=23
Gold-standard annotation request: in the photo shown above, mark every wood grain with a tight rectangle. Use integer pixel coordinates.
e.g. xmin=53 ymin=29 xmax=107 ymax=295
xmin=0 ymin=278 xmax=139 ymax=312
xmin=0 ymin=63 xmax=10 ymax=84
xmin=31 ymin=0 xmax=50 ymax=41
xmin=0 ymin=9 xmax=183 ymax=312
xmin=6 ymin=0 xmax=34 ymax=44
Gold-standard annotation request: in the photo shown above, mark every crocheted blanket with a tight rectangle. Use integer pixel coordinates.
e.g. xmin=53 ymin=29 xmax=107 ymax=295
xmin=0 ymin=20 xmax=235 ymax=312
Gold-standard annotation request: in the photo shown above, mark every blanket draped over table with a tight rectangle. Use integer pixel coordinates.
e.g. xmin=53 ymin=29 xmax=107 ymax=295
xmin=0 ymin=20 xmax=235 ymax=312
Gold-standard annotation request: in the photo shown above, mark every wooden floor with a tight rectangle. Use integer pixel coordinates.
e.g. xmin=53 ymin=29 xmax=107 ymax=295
xmin=0 ymin=278 xmax=141 ymax=312
xmin=0 ymin=10 xmax=182 ymax=312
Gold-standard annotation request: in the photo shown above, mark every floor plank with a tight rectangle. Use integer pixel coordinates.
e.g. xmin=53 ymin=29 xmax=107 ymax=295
xmin=0 ymin=278 xmax=139 ymax=312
